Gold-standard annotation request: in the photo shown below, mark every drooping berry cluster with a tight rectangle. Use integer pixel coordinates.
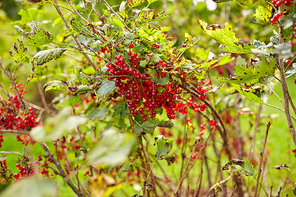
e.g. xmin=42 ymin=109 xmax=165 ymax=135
xmin=107 ymin=49 xmax=189 ymax=120
xmin=271 ymin=0 xmax=293 ymax=7
xmin=106 ymin=44 xmax=211 ymax=121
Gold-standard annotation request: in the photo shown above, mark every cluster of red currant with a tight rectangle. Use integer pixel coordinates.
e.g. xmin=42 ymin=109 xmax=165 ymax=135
xmin=14 ymin=162 xmax=35 ymax=180
xmin=0 ymin=84 xmax=38 ymax=147
xmin=106 ymin=44 xmax=210 ymax=121
xmin=271 ymin=0 xmax=293 ymax=7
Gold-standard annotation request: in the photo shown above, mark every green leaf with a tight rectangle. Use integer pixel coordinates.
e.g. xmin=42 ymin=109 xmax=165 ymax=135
xmin=151 ymin=53 xmax=162 ymax=62
xmin=60 ymin=96 xmax=81 ymax=107
xmin=18 ymin=8 xmax=40 ymax=24
xmin=232 ymin=84 xmax=264 ymax=104
xmin=195 ymin=48 xmax=210 ymax=61
xmin=112 ymin=101 xmax=128 ymax=120
xmin=154 ymin=135 xmax=172 ymax=159
xmin=32 ymin=48 xmax=67 ymax=66
xmin=243 ymin=159 xmax=254 ymax=176
xmin=198 ymin=20 xmax=254 ymax=53
xmin=88 ymin=129 xmax=136 ymax=166
xmin=148 ymin=0 xmax=157 ymax=4
xmin=158 ymin=120 xmax=174 ymax=128
xmin=254 ymin=5 xmax=273 ymax=25
xmin=43 ymin=80 xmax=64 ymax=92
xmin=220 ymin=56 xmax=275 ymax=85
xmin=30 ymin=107 xmax=87 ymax=142
xmin=70 ymin=18 xmax=94 ymax=37
xmin=9 ymin=39 xmax=28 ymax=63
xmin=0 ymin=176 xmax=57 ymax=197
xmin=83 ymin=67 xmax=96 ymax=75
xmin=218 ymin=54 xmax=233 ymax=66
xmin=87 ymin=108 xmax=109 ymax=120
xmin=195 ymin=59 xmax=218 ymax=69
xmin=127 ymin=0 xmax=146 ymax=8
xmin=14 ymin=21 xmax=53 ymax=46
xmin=97 ymin=79 xmax=116 ymax=101
xmin=154 ymin=77 xmax=169 ymax=85
xmin=142 ymin=119 xmax=158 ymax=133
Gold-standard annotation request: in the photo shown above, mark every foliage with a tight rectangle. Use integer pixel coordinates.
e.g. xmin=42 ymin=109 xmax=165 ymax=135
xmin=0 ymin=0 xmax=296 ymax=197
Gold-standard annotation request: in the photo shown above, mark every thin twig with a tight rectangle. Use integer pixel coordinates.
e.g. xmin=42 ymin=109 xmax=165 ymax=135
xmin=254 ymin=122 xmax=271 ymax=197
xmin=53 ymin=0 xmax=98 ymax=74
xmin=249 ymin=104 xmax=262 ymax=157
xmin=207 ymin=174 xmax=233 ymax=196
xmin=0 ymin=129 xmax=30 ymax=135
xmin=0 ymin=151 xmax=23 ymax=156
xmin=101 ymin=0 xmax=132 ymax=33
xmin=277 ymin=21 xmax=296 ymax=145
xmin=37 ymin=79 xmax=51 ymax=116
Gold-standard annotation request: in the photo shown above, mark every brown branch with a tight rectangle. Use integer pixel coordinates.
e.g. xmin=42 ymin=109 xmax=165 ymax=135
xmin=277 ymin=22 xmax=296 ymax=145
xmin=254 ymin=122 xmax=271 ymax=197
xmin=37 ymin=79 xmax=51 ymax=116
xmin=0 ymin=61 xmax=27 ymax=112
xmin=40 ymin=142 xmax=84 ymax=197
xmin=0 ymin=129 xmax=30 ymax=135
xmin=249 ymin=104 xmax=262 ymax=157
xmin=0 ymin=151 xmax=23 ymax=156
xmin=53 ymin=0 xmax=98 ymax=74
xmin=101 ymin=0 xmax=132 ymax=33
xmin=207 ymin=174 xmax=233 ymax=196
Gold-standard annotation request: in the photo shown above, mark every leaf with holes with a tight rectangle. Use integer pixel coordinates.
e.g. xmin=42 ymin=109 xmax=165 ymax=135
xmin=97 ymin=79 xmax=116 ymax=101
xmin=254 ymin=5 xmax=273 ymax=25
xmin=154 ymin=135 xmax=172 ymax=159
xmin=14 ymin=21 xmax=53 ymax=46
xmin=127 ymin=0 xmax=146 ymax=7
xmin=9 ymin=39 xmax=28 ymax=63
xmin=198 ymin=19 xmax=254 ymax=53
xmin=220 ymin=56 xmax=275 ymax=85
xmin=32 ymin=48 xmax=67 ymax=66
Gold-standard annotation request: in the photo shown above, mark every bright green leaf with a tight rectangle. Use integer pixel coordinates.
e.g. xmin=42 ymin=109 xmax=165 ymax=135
xmin=198 ymin=20 xmax=254 ymax=53
xmin=14 ymin=21 xmax=53 ymax=46
xmin=232 ymin=84 xmax=264 ymax=104
xmin=43 ymin=80 xmax=64 ymax=92
xmin=243 ymin=159 xmax=254 ymax=176
xmin=18 ymin=8 xmax=40 ymax=24
xmin=254 ymin=5 xmax=273 ymax=25
xmin=195 ymin=48 xmax=210 ymax=61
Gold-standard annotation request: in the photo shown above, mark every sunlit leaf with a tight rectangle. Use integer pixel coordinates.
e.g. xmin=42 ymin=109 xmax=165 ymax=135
xmin=18 ymin=8 xmax=40 ymax=24
xmin=32 ymin=48 xmax=67 ymax=66
xmin=254 ymin=5 xmax=273 ymax=25
xmin=198 ymin=19 xmax=254 ymax=53
xmin=9 ymin=39 xmax=28 ymax=63
xmin=14 ymin=21 xmax=53 ymax=46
